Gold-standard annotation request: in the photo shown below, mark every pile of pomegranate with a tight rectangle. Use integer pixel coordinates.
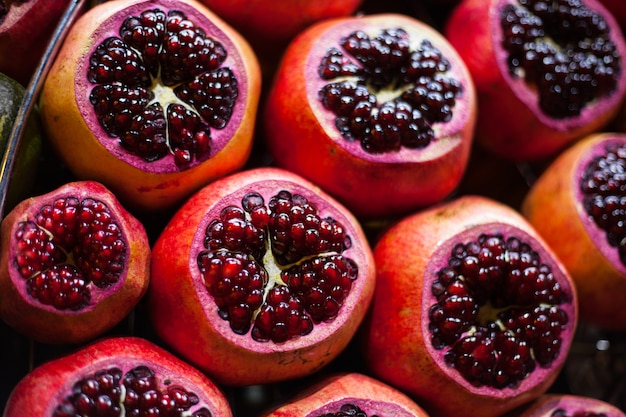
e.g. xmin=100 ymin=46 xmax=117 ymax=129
xmin=2 ymin=0 xmax=626 ymax=416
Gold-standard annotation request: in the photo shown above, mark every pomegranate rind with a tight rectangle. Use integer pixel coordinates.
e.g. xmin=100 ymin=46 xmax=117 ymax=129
xmin=0 ymin=0 xmax=71 ymax=85
xmin=2 ymin=336 xmax=233 ymax=417
xmin=263 ymin=13 xmax=477 ymax=220
xmin=522 ymin=132 xmax=626 ymax=330
xmin=361 ymin=195 xmax=578 ymax=417
xmin=39 ymin=0 xmax=261 ymax=212
xmin=445 ymin=0 xmax=626 ymax=161
xmin=0 ymin=181 xmax=151 ymax=344
xmin=514 ymin=394 xmax=626 ymax=417
xmin=260 ymin=373 xmax=430 ymax=417
xmin=148 ymin=167 xmax=376 ymax=386
xmin=198 ymin=0 xmax=364 ymax=43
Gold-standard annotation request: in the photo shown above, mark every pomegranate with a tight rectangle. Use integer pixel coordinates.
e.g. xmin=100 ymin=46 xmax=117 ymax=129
xmin=0 ymin=0 xmax=72 ymax=86
xmin=263 ymin=13 xmax=476 ymax=219
xmin=197 ymin=0 xmax=363 ymax=44
xmin=2 ymin=336 xmax=233 ymax=417
xmin=148 ymin=167 xmax=376 ymax=386
xmin=39 ymin=0 xmax=261 ymax=212
xmin=0 ymin=181 xmax=150 ymax=344
xmin=445 ymin=0 xmax=626 ymax=161
xmin=361 ymin=195 xmax=578 ymax=417
xmin=260 ymin=372 xmax=430 ymax=417
xmin=521 ymin=132 xmax=626 ymax=330
xmin=513 ymin=394 xmax=626 ymax=417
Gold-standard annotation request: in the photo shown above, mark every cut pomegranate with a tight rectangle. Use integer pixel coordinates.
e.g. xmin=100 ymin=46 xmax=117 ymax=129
xmin=264 ymin=13 xmax=476 ymax=219
xmin=515 ymin=394 xmax=626 ymax=417
xmin=260 ymin=373 xmax=430 ymax=417
xmin=361 ymin=195 xmax=578 ymax=417
xmin=522 ymin=132 xmax=626 ymax=330
xmin=3 ymin=336 xmax=233 ymax=417
xmin=39 ymin=0 xmax=261 ymax=211
xmin=446 ymin=0 xmax=626 ymax=161
xmin=148 ymin=167 xmax=376 ymax=386
xmin=0 ymin=181 xmax=150 ymax=344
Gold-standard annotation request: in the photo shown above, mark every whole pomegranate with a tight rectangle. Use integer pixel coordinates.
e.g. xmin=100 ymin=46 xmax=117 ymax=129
xmin=0 ymin=0 xmax=72 ymax=86
xmin=2 ymin=336 xmax=233 ymax=417
xmin=39 ymin=0 xmax=261 ymax=212
xmin=361 ymin=195 xmax=578 ymax=417
xmin=513 ymin=394 xmax=626 ymax=417
xmin=445 ymin=0 xmax=626 ymax=161
xmin=522 ymin=132 xmax=626 ymax=330
xmin=0 ymin=181 xmax=151 ymax=344
xmin=263 ymin=13 xmax=476 ymax=219
xmin=260 ymin=372 xmax=430 ymax=417
xmin=198 ymin=0 xmax=363 ymax=44
xmin=148 ymin=167 xmax=376 ymax=386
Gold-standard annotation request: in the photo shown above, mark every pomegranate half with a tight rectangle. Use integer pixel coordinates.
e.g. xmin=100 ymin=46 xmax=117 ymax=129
xmin=260 ymin=372 xmax=430 ymax=417
xmin=445 ymin=0 xmax=626 ymax=161
xmin=2 ymin=336 xmax=233 ymax=417
xmin=148 ymin=167 xmax=376 ymax=386
xmin=0 ymin=181 xmax=150 ymax=344
xmin=522 ymin=132 xmax=626 ymax=330
xmin=39 ymin=0 xmax=261 ymax=212
xmin=361 ymin=195 xmax=578 ymax=417
xmin=263 ymin=13 xmax=476 ymax=219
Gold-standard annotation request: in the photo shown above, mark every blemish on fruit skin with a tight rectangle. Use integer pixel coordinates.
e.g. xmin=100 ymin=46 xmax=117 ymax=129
xmin=137 ymin=179 xmax=181 ymax=192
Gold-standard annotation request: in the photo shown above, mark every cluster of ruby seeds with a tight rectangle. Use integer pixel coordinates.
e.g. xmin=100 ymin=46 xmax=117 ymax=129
xmin=3 ymin=0 xmax=626 ymax=416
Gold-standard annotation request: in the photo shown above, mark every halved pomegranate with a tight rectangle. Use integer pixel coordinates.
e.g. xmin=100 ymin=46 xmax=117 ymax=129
xmin=260 ymin=373 xmax=430 ymax=417
xmin=2 ymin=336 xmax=233 ymax=417
xmin=0 ymin=181 xmax=150 ymax=344
xmin=361 ymin=195 xmax=578 ymax=417
xmin=39 ymin=0 xmax=261 ymax=212
xmin=148 ymin=167 xmax=376 ymax=386
xmin=263 ymin=13 xmax=476 ymax=219
xmin=445 ymin=0 xmax=626 ymax=161
xmin=522 ymin=132 xmax=626 ymax=330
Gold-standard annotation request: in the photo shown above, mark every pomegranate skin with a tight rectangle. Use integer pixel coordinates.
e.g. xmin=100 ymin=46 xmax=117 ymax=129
xmin=445 ymin=0 xmax=626 ymax=162
xmin=148 ymin=167 xmax=376 ymax=386
xmin=513 ymin=394 xmax=626 ymax=417
xmin=263 ymin=13 xmax=476 ymax=220
xmin=39 ymin=0 xmax=261 ymax=213
xmin=199 ymin=0 xmax=363 ymax=44
xmin=0 ymin=181 xmax=150 ymax=345
xmin=361 ymin=195 xmax=578 ymax=417
xmin=2 ymin=336 xmax=233 ymax=417
xmin=260 ymin=373 xmax=430 ymax=417
xmin=522 ymin=132 xmax=626 ymax=330
xmin=597 ymin=0 xmax=626 ymax=28
xmin=0 ymin=0 xmax=72 ymax=86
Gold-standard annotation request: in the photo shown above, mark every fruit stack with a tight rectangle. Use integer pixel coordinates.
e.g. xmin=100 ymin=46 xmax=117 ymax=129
xmin=2 ymin=0 xmax=626 ymax=416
